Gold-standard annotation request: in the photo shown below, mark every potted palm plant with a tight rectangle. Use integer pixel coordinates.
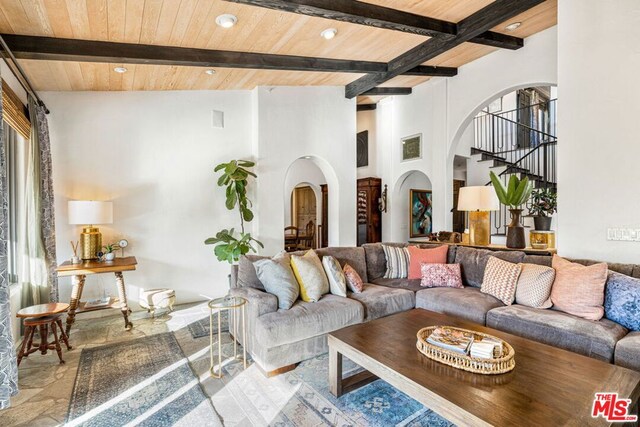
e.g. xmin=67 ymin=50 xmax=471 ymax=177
xmin=489 ymin=171 xmax=533 ymax=249
xmin=529 ymin=188 xmax=557 ymax=231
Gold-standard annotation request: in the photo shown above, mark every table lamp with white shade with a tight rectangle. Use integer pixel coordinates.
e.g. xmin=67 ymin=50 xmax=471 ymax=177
xmin=68 ymin=201 xmax=113 ymax=260
xmin=457 ymin=186 xmax=499 ymax=246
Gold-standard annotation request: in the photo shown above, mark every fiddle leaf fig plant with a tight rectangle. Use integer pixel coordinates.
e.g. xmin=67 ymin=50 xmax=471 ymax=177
xmin=205 ymin=160 xmax=263 ymax=263
xmin=489 ymin=171 xmax=533 ymax=208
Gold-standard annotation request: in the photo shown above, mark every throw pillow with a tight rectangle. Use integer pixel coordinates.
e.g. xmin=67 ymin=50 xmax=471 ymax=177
xmin=343 ymin=263 xmax=364 ymax=293
xmin=382 ymin=244 xmax=410 ymax=279
xmin=407 ymin=245 xmax=448 ymax=280
xmin=604 ymin=271 xmax=640 ymax=331
xmin=551 ymin=255 xmax=607 ymax=321
xmin=420 ymin=263 xmax=463 ymax=288
xmin=322 ymin=255 xmax=347 ymax=297
xmin=454 ymin=246 xmax=525 ymax=287
xmin=515 ymin=263 xmax=555 ymax=308
xmin=237 ymin=254 xmax=268 ymax=290
xmin=481 ymin=256 xmax=522 ymax=305
xmin=551 ymin=255 xmax=607 ymax=320
xmin=253 ymin=252 xmax=299 ymax=310
xmin=291 ymin=250 xmax=330 ymax=302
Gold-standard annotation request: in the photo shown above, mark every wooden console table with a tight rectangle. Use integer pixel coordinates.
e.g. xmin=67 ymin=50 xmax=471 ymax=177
xmin=408 ymin=240 xmax=557 ymax=256
xmin=56 ymin=257 xmax=137 ymax=334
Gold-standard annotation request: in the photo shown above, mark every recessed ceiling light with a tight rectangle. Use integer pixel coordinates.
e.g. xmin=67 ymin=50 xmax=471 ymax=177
xmin=505 ymin=22 xmax=522 ymax=31
xmin=302 ymin=156 xmax=312 ymax=159
xmin=320 ymin=28 xmax=337 ymax=40
xmin=205 ymin=69 xmax=216 ymax=75
xmin=113 ymin=67 xmax=127 ymax=73
xmin=216 ymin=14 xmax=237 ymax=28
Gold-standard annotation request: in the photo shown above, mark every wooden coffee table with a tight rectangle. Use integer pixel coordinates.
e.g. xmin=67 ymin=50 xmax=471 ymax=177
xmin=328 ymin=309 xmax=640 ymax=426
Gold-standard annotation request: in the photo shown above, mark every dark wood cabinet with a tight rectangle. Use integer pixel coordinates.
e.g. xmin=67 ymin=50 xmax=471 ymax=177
xmin=357 ymin=177 xmax=382 ymax=246
xmin=320 ymin=184 xmax=328 ymax=248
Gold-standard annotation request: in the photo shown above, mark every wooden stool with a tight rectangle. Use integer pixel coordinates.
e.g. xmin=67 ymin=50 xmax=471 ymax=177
xmin=17 ymin=303 xmax=72 ymax=366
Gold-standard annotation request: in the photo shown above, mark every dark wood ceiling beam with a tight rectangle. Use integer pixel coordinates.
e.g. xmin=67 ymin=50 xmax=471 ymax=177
xmin=357 ymin=104 xmax=376 ymax=111
xmin=345 ymin=0 xmax=544 ymax=98
xmin=223 ymin=0 xmax=523 ymax=50
xmin=362 ymin=87 xmax=411 ymax=96
xmin=1 ymin=34 xmax=456 ymax=78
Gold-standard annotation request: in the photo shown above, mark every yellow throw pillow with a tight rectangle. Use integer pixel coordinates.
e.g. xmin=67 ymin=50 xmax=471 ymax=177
xmin=291 ymin=250 xmax=330 ymax=302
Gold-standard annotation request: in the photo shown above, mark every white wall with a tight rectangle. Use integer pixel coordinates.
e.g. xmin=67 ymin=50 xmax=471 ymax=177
xmin=377 ymin=26 xmax=557 ymax=241
xmin=254 ymin=87 xmax=356 ymax=254
xmin=356 ymin=110 xmax=378 ymax=178
xmin=557 ymin=0 xmax=640 ymax=263
xmin=283 ymin=158 xmax=326 ymax=229
xmin=43 ymin=90 xmax=254 ymax=304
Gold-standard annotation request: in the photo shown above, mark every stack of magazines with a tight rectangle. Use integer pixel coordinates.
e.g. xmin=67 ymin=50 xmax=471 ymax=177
xmin=426 ymin=327 xmax=475 ymax=355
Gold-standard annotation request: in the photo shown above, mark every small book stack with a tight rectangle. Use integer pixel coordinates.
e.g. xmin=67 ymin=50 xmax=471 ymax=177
xmin=470 ymin=337 xmax=502 ymax=359
xmin=426 ymin=327 xmax=475 ymax=355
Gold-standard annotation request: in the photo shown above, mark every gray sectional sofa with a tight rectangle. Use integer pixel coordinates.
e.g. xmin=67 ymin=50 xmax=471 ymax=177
xmin=229 ymin=243 xmax=640 ymax=375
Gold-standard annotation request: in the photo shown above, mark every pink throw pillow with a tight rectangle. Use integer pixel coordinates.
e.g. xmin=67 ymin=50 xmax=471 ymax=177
xmin=550 ymin=255 xmax=607 ymax=320
xmin=407 ymin=245 xmax=448 ymax=279
xmin=343 ymin=263 xmax=364 ymax=293
xmin=420 ymin=263 xmax=463 ymax=288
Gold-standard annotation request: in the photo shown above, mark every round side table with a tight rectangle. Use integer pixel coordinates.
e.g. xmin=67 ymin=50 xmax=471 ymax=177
xmin=208 ymin=296 xmax=248 ymax=378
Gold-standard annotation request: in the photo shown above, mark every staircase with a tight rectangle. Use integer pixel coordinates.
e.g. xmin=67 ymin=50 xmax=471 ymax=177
xmin=471 ymin=99 xmax=557 ymax=235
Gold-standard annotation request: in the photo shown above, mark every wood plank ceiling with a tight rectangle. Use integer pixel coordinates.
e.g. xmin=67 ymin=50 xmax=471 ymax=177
xmin=0 ymin=0 xmax=556 ymax=101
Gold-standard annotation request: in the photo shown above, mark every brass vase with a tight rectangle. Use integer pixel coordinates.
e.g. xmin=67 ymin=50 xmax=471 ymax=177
xmin=506 ymin=209 xmax=526 ymax=249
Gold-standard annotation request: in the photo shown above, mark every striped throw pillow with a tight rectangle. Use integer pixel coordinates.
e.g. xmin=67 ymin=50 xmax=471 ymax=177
xmin=382 ymin=245 xmax=410 ymax=279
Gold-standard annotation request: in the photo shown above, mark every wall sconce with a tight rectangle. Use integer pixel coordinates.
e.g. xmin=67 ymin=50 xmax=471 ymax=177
xmin=378 ymin=184 xmax=388 ymax=213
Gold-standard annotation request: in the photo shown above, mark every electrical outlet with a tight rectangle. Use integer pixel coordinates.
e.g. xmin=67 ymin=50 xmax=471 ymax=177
xmin=607 ymin=228 xmax=640 ymax=242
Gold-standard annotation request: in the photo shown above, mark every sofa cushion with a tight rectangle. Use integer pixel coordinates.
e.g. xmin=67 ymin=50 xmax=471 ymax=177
xmin=605 ymin=271 xmax=640 ymax=331
xmin=254 ymin=252 xmax=299 ymax=310
xmin=568 ymin=258 xmax=635 ymax=277
xmin=362 ymin=243 xmax=406 ymax=281
xmin=415 ymin=286 xmax=504 ymax=325
xmin=551 ymin=255 xmax=607 ymax=321
xmin=615 ymin=331 xmax=640 ymax=371
xmin=371 ymin=277 xmax=423 ymax=292
xmin=407 ymin=245 xmax=448 ymax=279
xmin=486 ymin=305 xmax=627 ymax=362
xmin=348 ymin=284 xmax=415 ymax=321
xmin=480 ymin=257 xmax=522 ymax=305
xmin=316 ymin=247 xmax=369 ymax=283
xmin=255 ymin=294 xmax=364 ymax=348
xmin=454 ymin=247 xmax=525 ymax=288
xmin=344 ymin=263 xmax=364 ymax=293
xmin=522 ymin=254 xmax=552 ymax=267
xmin=237 ymin=254 xmax=269 ymax=290
xmin=382 ymin=245 xmax=410 ymax=279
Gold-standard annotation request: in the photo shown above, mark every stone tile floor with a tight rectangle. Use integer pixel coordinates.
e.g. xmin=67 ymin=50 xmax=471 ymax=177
xmin=2 ymin=302 xmax=211 ymax=427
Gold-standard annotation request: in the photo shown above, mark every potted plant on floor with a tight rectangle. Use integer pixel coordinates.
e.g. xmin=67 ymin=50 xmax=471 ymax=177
xmin=529 ymin=188 xmax=557 ymax=231
xmin=489 ymin=171 xmax=533 ymax=249
xmin=205 ymin=160 xmax=263 ymax=263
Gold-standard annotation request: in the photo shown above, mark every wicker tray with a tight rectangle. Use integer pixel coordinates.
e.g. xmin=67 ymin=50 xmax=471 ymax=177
xmin=416 ymin=326 xmax=515 ymax=375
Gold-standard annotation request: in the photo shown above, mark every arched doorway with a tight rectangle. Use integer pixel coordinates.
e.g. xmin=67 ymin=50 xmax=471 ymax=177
xmin=390 ymin=170 xmax=433 ymax=242
xmin=283 ymin=158 xmax=327 ymax=250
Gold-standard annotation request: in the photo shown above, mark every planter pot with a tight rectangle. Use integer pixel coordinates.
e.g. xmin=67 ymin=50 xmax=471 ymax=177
xmin=506 ymin=209 xmax=526 ymax=249
xmin=104 ymin=252 xmax=116 ymax=262
xmin=533 ymin=216 xmax=552 ymax=231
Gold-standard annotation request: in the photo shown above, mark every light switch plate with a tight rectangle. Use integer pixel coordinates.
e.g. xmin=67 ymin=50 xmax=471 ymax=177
xmin=607 ymin=228 xmax=640 ymax=242
xmin=212 ymin=110 xmax=224 ymax=128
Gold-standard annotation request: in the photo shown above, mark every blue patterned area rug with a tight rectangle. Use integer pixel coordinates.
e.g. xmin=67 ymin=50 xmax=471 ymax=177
xmin=210 ymin=352 xmax=454 ymax=426
xmin=187 ymin=310 xmax=228 ymax=339
xmin=67 ymin=332 xmax=221 ymax=426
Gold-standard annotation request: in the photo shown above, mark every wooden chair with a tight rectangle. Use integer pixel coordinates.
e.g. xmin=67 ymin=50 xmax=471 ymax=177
xmin=284 ymin=226 xmax=299 ymax=252
xmin=16 ymin=303 xmax=72 ymax=366
xmin=297 ymin=221 xmax=316 ymax=250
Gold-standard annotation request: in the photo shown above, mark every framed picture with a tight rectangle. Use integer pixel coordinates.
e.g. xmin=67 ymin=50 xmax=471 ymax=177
xmin=357 ymin=130 xmax=368 ymax=167
xmin=401 ymin=134 xmax=422 ymax=161
xmin=409 ymin=189 xmax=432 ymax=238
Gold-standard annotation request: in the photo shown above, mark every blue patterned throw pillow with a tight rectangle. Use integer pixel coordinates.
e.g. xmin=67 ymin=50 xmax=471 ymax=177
xmin=604 ymin=271 xmax=640 ymax=331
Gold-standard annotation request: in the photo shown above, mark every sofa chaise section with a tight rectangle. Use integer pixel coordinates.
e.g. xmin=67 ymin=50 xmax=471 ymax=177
xmin=486 ymin=305 xmax=628 ymax=362
xmin=415 ymin=287 xmax=504 ymax=325
xmin=349 ymin=284 xmax=414 ymax=321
